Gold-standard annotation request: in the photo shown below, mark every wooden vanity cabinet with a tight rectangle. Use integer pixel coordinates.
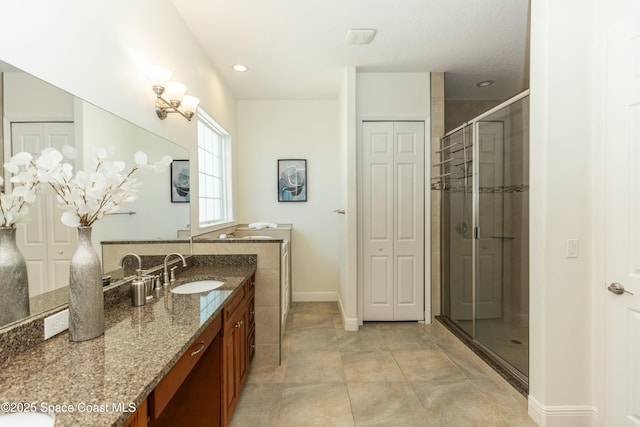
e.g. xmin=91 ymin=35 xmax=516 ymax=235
xmin=148 ymin=314 xmax=222 ymax=427
xmin=122 ymin=399 xmax=147 ymax=427
xmin=126 ymin=274 xmax=256 ymax=427
xmin=221 ymin=274 xmax=256 ymax=426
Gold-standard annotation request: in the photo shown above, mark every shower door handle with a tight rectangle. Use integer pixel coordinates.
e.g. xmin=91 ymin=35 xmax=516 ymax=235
xmin=608 ymin=282 xmax=633 ymax=295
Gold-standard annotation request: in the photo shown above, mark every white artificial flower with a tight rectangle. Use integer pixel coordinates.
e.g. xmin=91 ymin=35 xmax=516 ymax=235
xmin=10 ymin=152 xmax=33 ymax=166
xmin=61 ymin=145 xmax=78 ymax=159
xmin=61 ymin=211 xmax=80 ymax=227
xmin=32 ymin=147 xmax=173 ymax=228
xmin=111 ymin=161 xmax=125 ymax=173
xmin=134 ymin=151 xmax=148 ymax=166
xmin=0 ymin=151 xmax=43 ymax=227
xmin=96 ymin=148 xmax=108 ymax=160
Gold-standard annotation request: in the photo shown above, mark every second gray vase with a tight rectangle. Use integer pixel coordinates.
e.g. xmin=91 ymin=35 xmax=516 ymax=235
xmin=69 ymin=226 xmax=104 ymax=341
xmin=0 ymin=226 xmax=29 ymax=327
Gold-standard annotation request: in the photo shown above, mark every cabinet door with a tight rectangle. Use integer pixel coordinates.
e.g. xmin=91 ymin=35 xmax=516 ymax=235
xmin=123 ymin=399 xmax=147 ymax=427
xmin=238 ymin=309 xmax=248 ymax=384
xmin=221 ymin=278 xmax=255 ymax=426
xmin=222 ymin=306 xmax=246 ymax=425
xmin=222 ymin=323 xmax=240 ymax=425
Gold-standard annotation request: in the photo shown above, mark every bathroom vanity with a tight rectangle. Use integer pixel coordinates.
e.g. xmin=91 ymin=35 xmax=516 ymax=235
xmin=0 ymin=255 xmax=256 ymax=427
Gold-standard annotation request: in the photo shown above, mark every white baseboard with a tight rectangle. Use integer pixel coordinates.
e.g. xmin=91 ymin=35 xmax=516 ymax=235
xmin=336 ymin=294 xmax=359 ymax=331
xmin=528 ymin=396 xmax=598 ymax=427
xmin=292 ymin=291 xmax=338 ymax=302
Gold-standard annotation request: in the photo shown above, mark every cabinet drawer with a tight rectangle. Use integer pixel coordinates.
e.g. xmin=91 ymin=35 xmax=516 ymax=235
xmin=150 ymin=314 xmax=221 ymax=420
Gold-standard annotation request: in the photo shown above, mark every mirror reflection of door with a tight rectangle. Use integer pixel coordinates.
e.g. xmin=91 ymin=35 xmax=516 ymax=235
xmin=10 ymin=122 xmax=77 ymax=297
xmin=476 ymin=120 xmax=504 ymax=319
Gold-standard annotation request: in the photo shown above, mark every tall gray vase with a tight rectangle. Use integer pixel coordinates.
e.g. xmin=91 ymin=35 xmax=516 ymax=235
xmin=69 ymin=226 xmax=104 ymax=341
xmin=0 ymin=226 xmax=29 ymax=326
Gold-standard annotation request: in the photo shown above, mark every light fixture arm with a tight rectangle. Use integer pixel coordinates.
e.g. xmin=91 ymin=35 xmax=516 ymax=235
xmin=151 ymin=80 xmax=197 ymax=121
xmin=155 ymin=95 xmax=194 ymax=121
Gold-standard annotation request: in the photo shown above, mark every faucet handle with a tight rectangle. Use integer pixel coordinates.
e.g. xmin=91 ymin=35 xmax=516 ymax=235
xmin=170 ymin=266 xmax=178 ymax=282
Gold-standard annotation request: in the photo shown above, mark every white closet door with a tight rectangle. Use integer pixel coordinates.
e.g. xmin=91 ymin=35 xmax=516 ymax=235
xmin=362 ymin=121 xmax=424 ymax=321
xmin=11 ymin=122 xmax=76 ymax=296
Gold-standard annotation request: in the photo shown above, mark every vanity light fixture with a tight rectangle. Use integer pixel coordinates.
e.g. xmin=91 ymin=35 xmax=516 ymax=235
xmin=149 ymin=66 xmax=200 ymax=121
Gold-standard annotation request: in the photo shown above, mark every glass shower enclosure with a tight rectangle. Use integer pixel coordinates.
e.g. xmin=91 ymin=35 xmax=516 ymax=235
xmin=435 ymin=92 xmax=529 ymax=382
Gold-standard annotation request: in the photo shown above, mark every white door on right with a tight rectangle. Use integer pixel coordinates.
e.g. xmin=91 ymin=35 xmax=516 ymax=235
xmin=604 ymin=0 xmax=640 ymax=424
xmin=362 ymin=121 xmax=425 ymax=321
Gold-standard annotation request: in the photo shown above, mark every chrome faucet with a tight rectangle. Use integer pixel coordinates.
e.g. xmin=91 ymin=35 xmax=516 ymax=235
xmin=164 ymin=252 xmax=187 ymax=286
xmin=119 ymin=252 xmax=142 ymax=273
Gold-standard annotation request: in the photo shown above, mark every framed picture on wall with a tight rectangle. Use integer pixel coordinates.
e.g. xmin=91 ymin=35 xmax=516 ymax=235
xmin=278 ymin=159 xmax=307 ymax=202
xmin=170 ymin=160 xmax=190 ymax=203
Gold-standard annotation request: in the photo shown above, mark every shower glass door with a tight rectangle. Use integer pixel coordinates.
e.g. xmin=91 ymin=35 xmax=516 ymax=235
xmin=475 ymin=96 xmax=529 ymax=378
xmin=440 ymin=127 xmax=474 ymax=336
xmin=438 ymin=92 xmax=529 ymax=382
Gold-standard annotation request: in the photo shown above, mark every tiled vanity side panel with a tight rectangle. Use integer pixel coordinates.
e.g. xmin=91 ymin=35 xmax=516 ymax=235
xmin=102 ymin=242 xmax=191 ymax=272
xmin=193 ymin=242 xmax=282 ymax=365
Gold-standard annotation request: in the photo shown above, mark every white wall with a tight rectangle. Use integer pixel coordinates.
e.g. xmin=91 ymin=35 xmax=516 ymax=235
xmin=338 ymin=67 xmax=358 ymax=329
xmin=3 ymin=73 xmax=74 ymax=120
xmin=236 ymin=100 xmax=341 ymax=300
xmin=0 ymin=0 xmax=238 ymax=238
xmin=357 ymin=73 xmax=431 ymax=119
xmin=528 ymin=0 xmax=597 ymax=423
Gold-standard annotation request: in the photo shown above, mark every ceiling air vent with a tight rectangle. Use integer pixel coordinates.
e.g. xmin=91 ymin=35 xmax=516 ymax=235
xmin=345 ymin=29 xmax=377 ymax=45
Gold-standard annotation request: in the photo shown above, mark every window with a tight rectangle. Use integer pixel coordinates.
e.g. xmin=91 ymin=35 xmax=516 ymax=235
xmin=197 ymin=109 xmax=232 ymax=227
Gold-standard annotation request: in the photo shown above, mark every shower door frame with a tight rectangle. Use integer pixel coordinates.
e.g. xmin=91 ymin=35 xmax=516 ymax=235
xmin=440 ymin=90 xmax=530 ymax=383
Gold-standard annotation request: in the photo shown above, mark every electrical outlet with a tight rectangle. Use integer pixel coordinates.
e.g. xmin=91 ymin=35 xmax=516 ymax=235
xmin=44 ymin=309 xmax=69 ymax=339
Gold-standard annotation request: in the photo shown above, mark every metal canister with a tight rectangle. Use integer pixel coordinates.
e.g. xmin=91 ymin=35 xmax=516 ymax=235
xmin=131 ymin=279 xmax=146 ymax=306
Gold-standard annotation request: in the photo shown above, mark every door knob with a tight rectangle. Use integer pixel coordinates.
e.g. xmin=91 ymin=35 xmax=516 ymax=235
xmin=608 ymin=282 xmax=634 ymax=295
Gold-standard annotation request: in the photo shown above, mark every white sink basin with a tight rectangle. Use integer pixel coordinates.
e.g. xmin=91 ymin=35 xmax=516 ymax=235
xmin=242 ymin=235 xmax=274 ymax=239
xmin=0 ymin=412 xmax=55 ymax=427
xmin=171 ymin=280 xmax=224 ymax=294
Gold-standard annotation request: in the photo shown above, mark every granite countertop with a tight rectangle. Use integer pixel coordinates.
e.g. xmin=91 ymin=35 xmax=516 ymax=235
xmin=0 ymin=258 xmax=256 ymax=427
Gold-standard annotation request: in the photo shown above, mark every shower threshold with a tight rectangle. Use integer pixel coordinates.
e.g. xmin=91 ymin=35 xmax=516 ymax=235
xmin=436 ymin=315 xmax=528 ymax=397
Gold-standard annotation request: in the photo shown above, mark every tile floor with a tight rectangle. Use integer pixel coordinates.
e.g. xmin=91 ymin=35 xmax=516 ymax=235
xmin=229 ymin=302 xmax=537 ymax=427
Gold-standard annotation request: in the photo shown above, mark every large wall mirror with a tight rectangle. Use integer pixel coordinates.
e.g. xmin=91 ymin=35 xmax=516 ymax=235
xmin=0 ymin=59 xmax=190 ymax=329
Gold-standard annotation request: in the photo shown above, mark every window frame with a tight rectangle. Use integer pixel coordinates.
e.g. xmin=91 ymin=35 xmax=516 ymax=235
xmin=197 ymin=109 xmax=233 ymax=228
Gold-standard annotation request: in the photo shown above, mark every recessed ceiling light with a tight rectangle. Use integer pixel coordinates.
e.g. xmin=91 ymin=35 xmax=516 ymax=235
xmin=233 ymin=64 xmax=248 ymax=72
xmin=476 ymin=80 xmax=494 ymax=87
xmin=345 ymin=29 xmax=377 ymax=45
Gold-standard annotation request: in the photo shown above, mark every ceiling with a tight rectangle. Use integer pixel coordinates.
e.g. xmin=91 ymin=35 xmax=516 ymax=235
xmin=172 ymin=0 xmax=530 ymax=101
